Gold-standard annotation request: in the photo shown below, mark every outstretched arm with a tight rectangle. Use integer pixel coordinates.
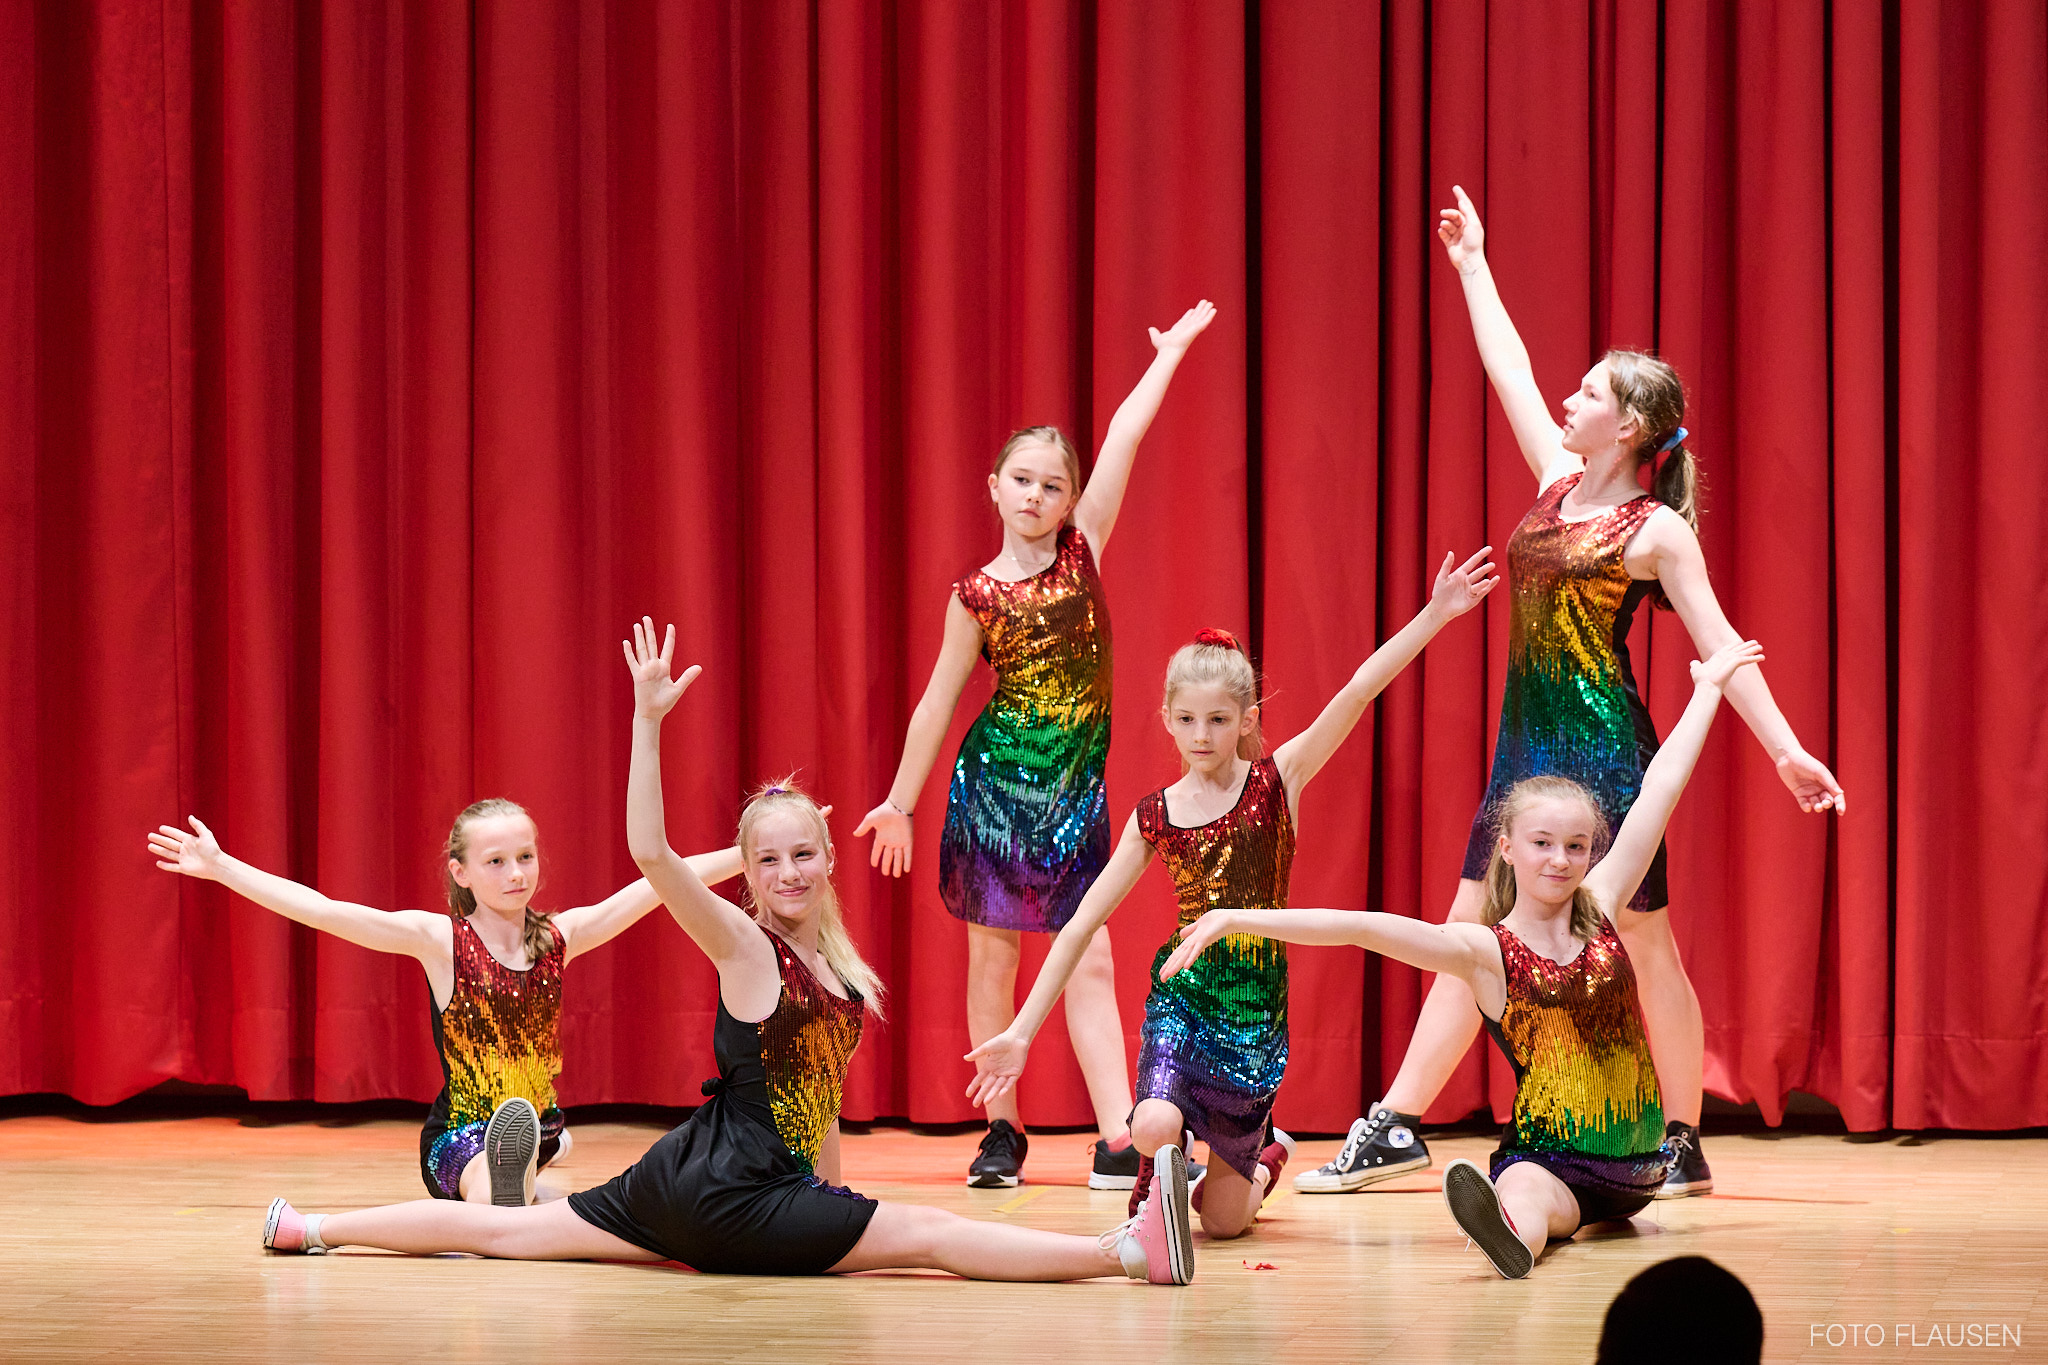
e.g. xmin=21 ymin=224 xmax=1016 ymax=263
xmin=553 ymin=843 xmax=752 ymax=966
xmin=1646 ymin=514 xmax=1846 ymax=815
xmin=1162 ymin=907 xmax=1505 ymax=1019
xmin=1588 ymin=638 xmax=1763 ymax=915
xmin=854 ymin=595 xmax=984 ymax=878
xmin=620 ymin=619 xmax=764 ymax=970
xmin=1071 ymin=300 xmax=1217 ymax=556
xmin=963 ymin=813 xmax=1152 ymax=1108
xmin=1438 ymin=185 xmax=1572 ymax=485
xmin=147 ymin=818 xmax=447 ymax=962
xmin=1272 ymin=547 xmax=1497 ymax=801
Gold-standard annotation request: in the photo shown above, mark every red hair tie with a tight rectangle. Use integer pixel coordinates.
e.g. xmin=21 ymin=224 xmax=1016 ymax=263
xmin=1193 ymin=627 xmax=1241 ymax=651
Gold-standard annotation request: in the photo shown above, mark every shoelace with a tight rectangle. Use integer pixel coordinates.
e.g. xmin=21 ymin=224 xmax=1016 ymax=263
xmin=1666 ymin=1127 xmax=1696 ymax=1159
xmin=1097 ymin=1199 xmax=1148 ymax=1252
xmin=1322 ymin=1114 xmax=1381 ymax=1173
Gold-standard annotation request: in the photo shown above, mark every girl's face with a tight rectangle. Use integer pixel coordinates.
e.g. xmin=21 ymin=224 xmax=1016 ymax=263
xmin=987 ymin=441 xmax=1076 ymax=541
xmin=1497 ymin=797 xmax=1598 ymax=908
xmin=1162 ymin=682 xmax=1256 ymax=776
xmin=746 ymin=809 xmax=835 ymax=929
xmin=449 ymin=813 xmax=541 ymax=915
xmin=1558 ymin=362 xmax=1637 ymax=457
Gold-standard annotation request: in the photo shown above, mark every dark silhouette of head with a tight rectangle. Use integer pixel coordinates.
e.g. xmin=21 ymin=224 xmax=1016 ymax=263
xmin=1596 ymin=1256 xmax=1762 ymax=1363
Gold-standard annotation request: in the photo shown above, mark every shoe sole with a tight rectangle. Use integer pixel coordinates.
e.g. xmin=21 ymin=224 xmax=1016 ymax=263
xmin=1155 ymin=1144 xmax=1194 ymax=1285
xmin=1294 ymin=1149 xmax=1431 ymax=1193
xmin=1442 ymin=1161 xmax=1532 ymax=1279
xmin=1088 ymin=1173 xmax=1137 ymax=1190
xmin=967 ymin=1172 xmax=1021 ymax=1188
xmin=485 ymin=1098 xmax=540 ymax=1208
xmin=1653 ymin=1177 xmax=1714 ymax=1199
xmin=263 ymin=1197 xmax=289 ymax=1251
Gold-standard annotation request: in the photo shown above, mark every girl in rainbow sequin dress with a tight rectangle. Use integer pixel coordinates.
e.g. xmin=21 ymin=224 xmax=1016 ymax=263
xmin=149 ymin=801 xmax=740 ymax=1206
xmin=855 ymin=301 xmax=1216 ymax=1190
xmin=1308 ymin=185 xmax=1848 ymax=1201
xmin=1167 ymin=637 xmax=1764 ymax=1277
xmin=968 ymin=552 xmax=1497 ymax=1241
xmin=260 ymin=621 xmax=1198 ymax=1285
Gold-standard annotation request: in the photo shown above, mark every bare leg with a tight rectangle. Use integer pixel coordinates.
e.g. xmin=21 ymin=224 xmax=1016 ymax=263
xmin=1615 ymin=906 xmax=1705 ymax=1126
xmin=316 ymin=1196 xmax=662 ymax=1261
xmin=1193 ymin=1161 xmax=1260 ymax=1240
xmin=455 ymin=1152 xmax=569 ymax=1204
xmin=1127 ymin=1097 xmax=1183 ymax=1156
xmin=1378 ymin=878 xmax=1489 ymax=1114
xmin=1061 ymin=925 xmax=1134 ymax=1143
xmin=966 ymin=924 xmax=1026 ymax=1130
xmin=828 ymin=1202 xmax=1125 ymax=1280
xmin=1490 ymin=1161 xmax=1583 ymax=1268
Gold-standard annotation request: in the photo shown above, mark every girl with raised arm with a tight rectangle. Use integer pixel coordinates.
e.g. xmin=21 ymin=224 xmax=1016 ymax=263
xmin=967 ymin=553 xmax=1496 ymax=1241
xmin=1166 ymin=639 xmax=1763 ymax=1278
xmin=257 ymin=622 xmax=1195 ymax=1285
xmin=148 ymin=803 xmax=741 ymax=1206
xmin=1304 ymin=187 xmax=1845 ymax=1201
xmin=855 ymin=302 xmax=1216 ymax=1190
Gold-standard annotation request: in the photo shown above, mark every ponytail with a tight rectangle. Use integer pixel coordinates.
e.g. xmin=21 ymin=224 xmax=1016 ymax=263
xmin=1602 ymin=348 xmax=1702 ymax=611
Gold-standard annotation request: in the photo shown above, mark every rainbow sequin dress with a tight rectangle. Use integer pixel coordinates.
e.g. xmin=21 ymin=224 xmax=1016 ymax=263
xmin=567 ymin=925 xmax=877 ymax=1274
xmin=419 ymin=915 xmax=568 ymax=1198
xmin=1483 ymin=918 xmax=1672 ymax=1224
xmin=941 ymin=524 xmax=1112 ymax=933
xmin=1135 ymin=756 xmax=1294 ymax=1182
xmin=1461 ymin=475 xmax=1668 ymax=908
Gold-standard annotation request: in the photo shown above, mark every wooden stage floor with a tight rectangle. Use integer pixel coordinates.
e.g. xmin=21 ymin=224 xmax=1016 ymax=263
xmin=0 ymin=1112 xmax=2041 ymax=1363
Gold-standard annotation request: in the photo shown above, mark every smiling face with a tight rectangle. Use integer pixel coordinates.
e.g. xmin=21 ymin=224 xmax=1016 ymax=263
xmin=1558 ymin=361 xmax=1639 ymax=457
xmin=744 ymin=807 xmax=836 ymax=931
xmin=1496 ymin=795 xmax=1600 ymax=908
xmin=447 ymin=812 xmax=541 ymax=915
xmin=988 ymin=439 xmax=1078 ymax=541
xmin=1162 ymin=681 xmax=1258 ymax=777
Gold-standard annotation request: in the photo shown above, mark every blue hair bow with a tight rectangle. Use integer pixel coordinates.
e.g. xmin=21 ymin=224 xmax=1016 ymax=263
xmin=1658 ymin=426 xmax=1689 ymax=454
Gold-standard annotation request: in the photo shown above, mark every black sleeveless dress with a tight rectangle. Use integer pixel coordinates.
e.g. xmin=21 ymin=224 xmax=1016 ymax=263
xmin=567 ymin=925 xmax=877 ymax=1274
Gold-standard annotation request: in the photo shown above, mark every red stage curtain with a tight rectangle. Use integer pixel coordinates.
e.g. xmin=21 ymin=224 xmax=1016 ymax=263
xmin=1 ymin=1 xmax=2042 ymax=1134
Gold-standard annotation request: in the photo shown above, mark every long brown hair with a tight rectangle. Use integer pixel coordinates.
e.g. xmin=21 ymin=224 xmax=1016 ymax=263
xmin=1162 ymin=627 xmax=1264 ymax=762
xmin=442 ymin=798 xmax=557 ymax=964
xmin=1602 ymin=348 xmax=1701 ymax=611
xmin=736 ymin=778 xmax=885 ymax=1016
xmin=1479 ymin=776 xmax=1609 ymax=942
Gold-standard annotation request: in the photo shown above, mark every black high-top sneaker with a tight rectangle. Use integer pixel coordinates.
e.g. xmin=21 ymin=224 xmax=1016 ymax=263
xmin=967 ymin=1119 xmax=1029 ymax=1188
xmin=1656 ymin=1119 xmax=1713 ymax=1197
xmin=1294 ymin=1106 xmax=1429 ymax=1193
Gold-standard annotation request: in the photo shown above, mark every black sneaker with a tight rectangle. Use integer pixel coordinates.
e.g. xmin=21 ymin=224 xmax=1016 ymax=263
xmin=967 ymin=1119 xmax=1028 ymax=1188
xmin=1090 ymin=1138 xmax=1141 ymax=1190
xmin=1294 ymin=1106 xmax=1429 ymax=1193
xmin=1655 ymin=1120 xmax=1713 ymax=1198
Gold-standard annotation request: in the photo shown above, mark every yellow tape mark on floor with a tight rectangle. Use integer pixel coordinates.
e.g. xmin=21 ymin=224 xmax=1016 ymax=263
xmin=994 ymin=1186 xmax=1050 ymax=1216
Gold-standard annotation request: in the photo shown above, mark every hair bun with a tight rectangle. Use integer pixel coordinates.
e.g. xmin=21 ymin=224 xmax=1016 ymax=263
xmin=1193 ymin=627 xmax=1241 ymax=651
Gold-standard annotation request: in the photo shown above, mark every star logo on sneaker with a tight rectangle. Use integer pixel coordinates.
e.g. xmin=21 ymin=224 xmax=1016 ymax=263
xmin=1387 ymin=1127 xmax=1414 ymax=1149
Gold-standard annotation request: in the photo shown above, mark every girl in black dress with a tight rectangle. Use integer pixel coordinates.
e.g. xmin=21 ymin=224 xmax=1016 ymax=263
xmin=259 ymin=620 xmax=1193 ymax=1284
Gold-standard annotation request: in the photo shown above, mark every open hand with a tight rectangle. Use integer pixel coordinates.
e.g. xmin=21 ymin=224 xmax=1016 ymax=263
xmin=621 ymin=617 xmax=702 ymax=721
xmin=148 ymin=816 xmax=227 ymax=880
xmin=963 ymin=1031 xmax=1030 ymax=1109
xmin=1429 ymin=545 xmax=1498 ymax=620
xmin=1437 ymin=184 xmax=1486 ymax=270
xmin=1689 ymin=638 xmax=1764 ymax=693
xmin=1150 ymin=299 xmax=1217 ymax=355
xmin=852 ymin=804 xmax=913 ymax=877
xmin=1159 ymin=910 xmax=1237 ymax=980
xmin=1774 ymin=748 xmax=1846 ymax=815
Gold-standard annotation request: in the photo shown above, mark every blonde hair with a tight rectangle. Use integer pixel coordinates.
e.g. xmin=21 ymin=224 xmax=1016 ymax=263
xmin=1161 ymin=628 xmax=1263 ymax=761
xmin=736 ymin=778 xmax=885 ymax=1016
xmin=993 ymin=426 xmax=1084 ymax=520
xmin=1480 ymin=776 xmax=1609 ymax=942
xmin=1602 ymin=349 xmax=1701 ymax=611
xmin=442 ymin=798 xmax=557 ymax=965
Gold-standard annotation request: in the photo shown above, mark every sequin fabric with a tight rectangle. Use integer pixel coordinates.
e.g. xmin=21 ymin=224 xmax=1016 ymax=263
xmin=755 ymin=928 xmax=866 ymax=1177
xmin=1134 ymin=756 xmax=1294 ymax=1183
xmin=432 ymin=916 xmax=565 ymax=1129
xmin=1481 ymin=918 xmax=1670 ymax=1202
xmin=1461 ymin=476 xmax=1664 ymax=903
xmin=940 ymin=524 xmax=1112 ymax=933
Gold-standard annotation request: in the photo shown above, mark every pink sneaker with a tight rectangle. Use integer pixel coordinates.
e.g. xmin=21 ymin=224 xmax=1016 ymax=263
xmin=1104 ymin=1144 xmax=1193 ymax=1285
xmin=263 ymin=1197 xmax=317 ymax=1254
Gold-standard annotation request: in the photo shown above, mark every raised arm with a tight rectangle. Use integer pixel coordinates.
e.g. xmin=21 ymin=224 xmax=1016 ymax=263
xmin=1642 ymin=512 xmax=1846 ymax=815
xmin=1071 ymin=299 xmax=1217 ymax=556
xmin=1587 ymin=638 xmax=1763 ymax=915
xmin=1162 ymin=907 xmax=1506 ymax=1019
xmin=854 ymin=595 xmax=985 ymax=877
xmin=1272 ymin=547 xmax=1497 ymax=802
xmin=148 ymin=817 xmax=448 ymax=963
xmin=962 ymin=812 xmax=1153 ymax=1107
xmin=1438 ymin=185 xmax=1572 ymax=485
xmin=621 ymin=619 xmax=765 ymax=970
xmin=552 ymin=844 xmax=750 ymax=966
